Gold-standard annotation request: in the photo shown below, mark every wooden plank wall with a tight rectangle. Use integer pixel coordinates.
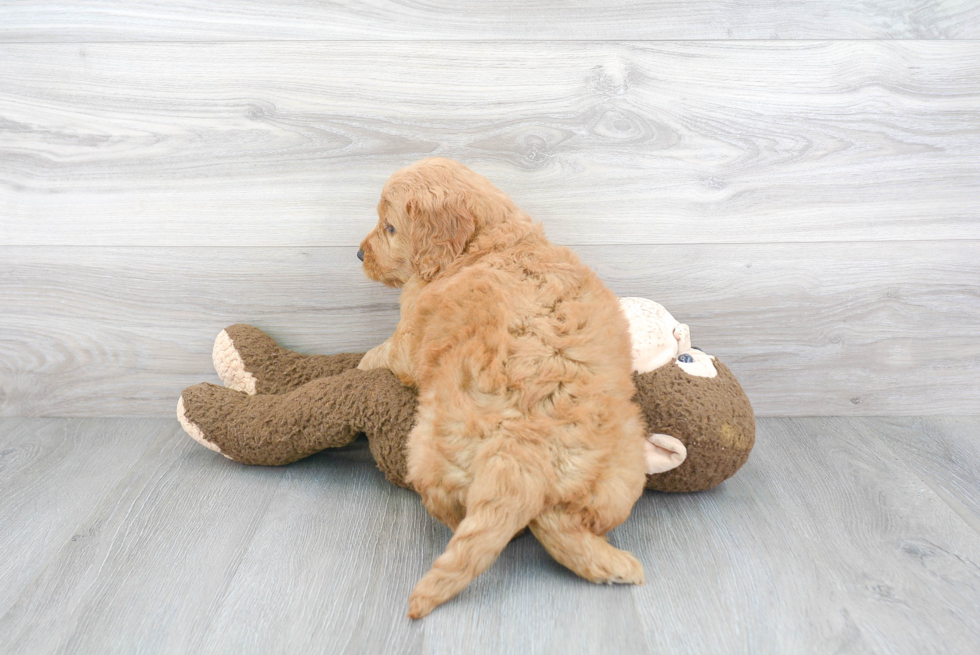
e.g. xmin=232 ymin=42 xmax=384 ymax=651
xmin=1 ymin=4 xmax=978 ymax=417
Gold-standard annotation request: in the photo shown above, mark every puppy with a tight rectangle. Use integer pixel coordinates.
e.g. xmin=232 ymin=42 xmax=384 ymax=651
xmin=358 ymin=158 xmax=647 ymax=618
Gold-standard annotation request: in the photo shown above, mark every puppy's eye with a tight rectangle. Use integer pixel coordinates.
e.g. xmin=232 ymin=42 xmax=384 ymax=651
xmin=691 ymin=346 xmax=703 ymax=351
xmin=678 ymin=354 xmax=694 ymax=363
xmin=385 ymin=224 xmax=396 ymax=234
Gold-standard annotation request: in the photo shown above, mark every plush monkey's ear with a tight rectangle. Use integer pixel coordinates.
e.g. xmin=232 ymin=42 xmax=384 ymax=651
xmin=407 ymin=186 xmax=476 ymax=281
xmin=644 ymin=434 xmax=687 ymax=474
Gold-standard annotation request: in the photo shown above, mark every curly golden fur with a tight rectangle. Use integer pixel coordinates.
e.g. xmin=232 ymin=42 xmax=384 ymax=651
xmin=358 ymin=158 xmax=647 ymax=618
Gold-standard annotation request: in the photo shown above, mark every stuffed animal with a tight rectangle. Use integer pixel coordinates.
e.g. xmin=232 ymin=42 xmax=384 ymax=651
xmin=177 ymin=298 xmax=754 ymax=492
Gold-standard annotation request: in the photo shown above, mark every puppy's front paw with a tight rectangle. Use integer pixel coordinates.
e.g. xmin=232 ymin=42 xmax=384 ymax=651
xmin=357 ymin=342 xmax=389 ymax=371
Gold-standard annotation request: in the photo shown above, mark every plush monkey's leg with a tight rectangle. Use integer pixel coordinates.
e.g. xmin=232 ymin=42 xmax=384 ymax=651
xmin=179 ymin=381 xmax=357 ymax=465
xmin=213 ymin=324 xmax=365 ymax=395
xmin=178 ymin=368 xmax=419 ymax=486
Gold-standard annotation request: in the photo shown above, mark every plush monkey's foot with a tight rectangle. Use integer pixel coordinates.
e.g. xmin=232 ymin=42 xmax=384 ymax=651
xmin=213 ymin=327 xmax=259 ymax=394
xmin=179 ymin=382 xmax=306 ymax=465
xmin=177 ymin=377 xmax=369 ymax=466
xmin=177 ymin=384 xmax=249 ymax=460
xmin=177 ymin=395 xmax=232 ymax=459
xmin=178 ymin=382 xmax=305 ymax=465
xmin=213 ymin=324 xmax=364 ymax=396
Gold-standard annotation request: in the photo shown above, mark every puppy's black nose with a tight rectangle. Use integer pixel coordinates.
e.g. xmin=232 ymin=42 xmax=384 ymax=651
xmin=357 ymin=249 xmax=364 ymax=262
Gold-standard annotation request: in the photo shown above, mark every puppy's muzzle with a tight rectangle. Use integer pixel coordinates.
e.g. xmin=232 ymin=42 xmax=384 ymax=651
xmin=357 ymin=249 xmax=364 ymax=262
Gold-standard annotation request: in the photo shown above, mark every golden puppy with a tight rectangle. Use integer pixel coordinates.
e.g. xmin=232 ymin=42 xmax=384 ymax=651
xmin=358 ymin=158 xmax=647 ymax=618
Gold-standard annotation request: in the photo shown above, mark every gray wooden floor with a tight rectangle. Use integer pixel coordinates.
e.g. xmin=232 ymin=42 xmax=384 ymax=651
xmin=2 ymin=417 xmax=979 ymax=654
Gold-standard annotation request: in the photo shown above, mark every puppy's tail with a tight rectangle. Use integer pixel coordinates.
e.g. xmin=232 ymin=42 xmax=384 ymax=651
xmin=407 ymin=450 xmax=546 ymax=619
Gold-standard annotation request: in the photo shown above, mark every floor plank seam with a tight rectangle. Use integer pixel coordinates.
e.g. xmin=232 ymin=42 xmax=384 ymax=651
xmin=190 ymin=468 xmax=285 ymax=653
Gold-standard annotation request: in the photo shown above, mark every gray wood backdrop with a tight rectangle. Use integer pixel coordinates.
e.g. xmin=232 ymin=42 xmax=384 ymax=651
xmin=1 ymin=3 xmax=978 ymax=417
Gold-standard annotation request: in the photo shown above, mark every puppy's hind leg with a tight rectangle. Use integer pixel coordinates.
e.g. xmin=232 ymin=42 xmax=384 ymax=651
xmin=407 ymin=451 xmax=545 ymax=619
xmin=529 ymin=508 xmax=645 ymax=585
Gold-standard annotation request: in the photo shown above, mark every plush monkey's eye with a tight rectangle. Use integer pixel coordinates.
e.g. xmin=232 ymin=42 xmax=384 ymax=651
xmin=386 ymin=224 xmax=396 ymax=234
xmin=678 ymin=353 xmax=694 ymax=363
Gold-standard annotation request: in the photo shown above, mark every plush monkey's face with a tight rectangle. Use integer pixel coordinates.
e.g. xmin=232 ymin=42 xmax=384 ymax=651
xmin=674 ymin=346 xmax=717 ymax=378
xmin=619 ymin=297 xmax=717 ymax=378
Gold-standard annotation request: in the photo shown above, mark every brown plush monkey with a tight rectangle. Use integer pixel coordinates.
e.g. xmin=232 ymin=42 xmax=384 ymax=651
xmin=178 ymin=299 xmax=754 ymax=493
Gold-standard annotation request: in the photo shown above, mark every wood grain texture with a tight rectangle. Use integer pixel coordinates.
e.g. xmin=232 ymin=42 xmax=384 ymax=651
xmin=0 ymin=421 xmax=285 ymax=654
xmin=196 ymin=446 xmax=429 ymax=654
xmin=2 ymin=241 xmax=977 ymax=417
xmin=872 ymin=416 xmax=980 ymax=532
xmin=0 ymin=418 xmax=162 ymax=618
xmin=2 ymin=41 xmax=979 ymax=246
xmin=620 ymin=416 xmax=980 ymax=654
xmin=419 ymin=532 xmax=651 ymax=655
xmin=1 ymin=1 xmax=978 ymax=41
xmin=2 ymin=417 xmax=979 ymax=653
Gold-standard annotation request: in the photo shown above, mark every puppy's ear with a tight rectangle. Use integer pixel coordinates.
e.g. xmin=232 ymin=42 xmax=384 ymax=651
xmin=407 ymin=186 xmax=476 ymax=281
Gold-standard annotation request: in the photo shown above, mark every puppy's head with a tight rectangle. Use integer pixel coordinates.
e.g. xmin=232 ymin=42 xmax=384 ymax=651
xmin=359 ymin=158 xmax=513 ymax=287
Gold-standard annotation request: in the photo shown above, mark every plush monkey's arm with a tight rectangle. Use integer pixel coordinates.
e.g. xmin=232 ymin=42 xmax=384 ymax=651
xmin=215 ymin=323 xmax=363 ymax=396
